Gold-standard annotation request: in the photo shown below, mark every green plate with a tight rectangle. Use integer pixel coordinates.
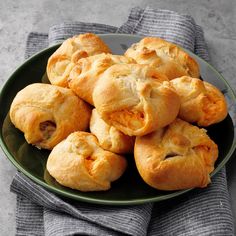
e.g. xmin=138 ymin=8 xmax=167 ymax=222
xmin=0 ymin=34 xmax=236 ymax=205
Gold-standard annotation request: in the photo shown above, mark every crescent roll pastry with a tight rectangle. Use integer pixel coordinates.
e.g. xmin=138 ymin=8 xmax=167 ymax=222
xmin=90 ymin=109 xmax=135 ymax=154
xmin=125 ymin=37 xmax=200 ymax=80
xmin=170 ymin=76 xmax=228 ymax=126
xmin=46 ymin=131 xmax=127 ymax=191
xmin=68 ymin=53 xmax=135 ymax=105
xmin=10 ymin=83 xmax=91 ymax=150
xmin=47 ymin=33 xmax=111 ymax=87
xmin=93 ymin=64 xmax=180 ymax=136
xmin=134 ymin=119 xmax=218 ymax=191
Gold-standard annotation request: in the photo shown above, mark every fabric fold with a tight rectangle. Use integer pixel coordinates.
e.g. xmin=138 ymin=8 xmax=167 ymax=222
xmin=147 ymin=169 xmax=234 ymax=235
xmin=118 ymin=6 xmax=196 ymax=51
xmin=48 ymin=22 xmax=117 ymax=46
xmin=11 ymin=172 xmax=153 ymax=236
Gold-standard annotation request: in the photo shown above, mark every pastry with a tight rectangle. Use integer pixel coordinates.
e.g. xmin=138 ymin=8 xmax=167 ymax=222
xmin=134 ymin=118 xmax=218 ymax=191
xmin=170 ymin=76 xmax=228 ymax=126
xmin=47 ymin=33 xmax=111 ymax=87
xmin=90 ymin=108 xmax=135 ymax=154
xmin=125 ymin=37 xmax=200 ymax=80
xmin=93 ymin=64 xmax=180 ymax=136
xmin=46 ymin=131 xmax=127 ymax=191
xmin=10 ymin=83 xmax=91 ymax=150
xmin=68 ymin=53 xmax=135 ymax=105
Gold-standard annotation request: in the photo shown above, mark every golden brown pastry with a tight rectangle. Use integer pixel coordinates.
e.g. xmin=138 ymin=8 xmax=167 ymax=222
xmin=47 ymin=33 xmax=111 ymax=87
xmin=46 ymin=131 xmax=127 ymax=191
xmin=10 ymin=83 xmax=91 ymax=150
xmin=68 ymin=53 xmax=135 ymax=105
xmin=90 ymin=108 xmax=135 ymax=154
xmin=170 ymin=76 xmax=228 ymax=126
xmin=134 ymin=119 xmax=218 ymax=191
xmin=125 ymin=37 xmax=200 ymax=80
xmin=93 ymin=64 xmax=180 ymax=136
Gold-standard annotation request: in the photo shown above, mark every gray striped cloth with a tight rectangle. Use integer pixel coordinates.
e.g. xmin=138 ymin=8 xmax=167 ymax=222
xmin=10 ymin=7 xmax=234 ymax=236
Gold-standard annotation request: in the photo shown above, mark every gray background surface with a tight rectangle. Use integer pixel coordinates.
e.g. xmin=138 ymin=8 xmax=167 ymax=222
xmin=0 ymin=0 xmax=235 ymax=235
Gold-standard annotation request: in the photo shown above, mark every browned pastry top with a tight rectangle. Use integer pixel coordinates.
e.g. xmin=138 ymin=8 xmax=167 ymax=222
xmin=47 ymin=33 xmax=111 ymax=87
xmin=93 ymin=63 xmax=180 ymax=136
xmin=47 ymin=131 xmax=127 ymax=191
xmin=10 ymin=83 xmax=91 ymax=149
xmin=134 ymin=119 xmax=218 ymax=191
xmin=125 ymin=37 xmax=200 ymax=80
xmin=170 ymin=76 xmax=228 ymax=126
xmin=90 ymin=108 xmax=135 ymax=154
xmin=68 ymin=53 xmax=135 ymax=105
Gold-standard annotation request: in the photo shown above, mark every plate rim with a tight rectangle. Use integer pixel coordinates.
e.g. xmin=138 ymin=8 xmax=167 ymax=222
xmin=0 ymin=33 xmax=236 ymax=205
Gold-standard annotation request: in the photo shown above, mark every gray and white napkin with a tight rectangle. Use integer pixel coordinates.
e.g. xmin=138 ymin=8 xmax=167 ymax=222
xmin=10 ymin=7 xmax=234 ymax=236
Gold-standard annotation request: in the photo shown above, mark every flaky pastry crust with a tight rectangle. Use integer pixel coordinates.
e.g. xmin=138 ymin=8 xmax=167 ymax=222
xmin=46 ymin=131 xmax=127 ymax=191
xmin=125 ymin=37 xmax=200 ymax=80
xmin=93 ymin=64 xmax=180 ymax=136
xmin=68 ymin=53 xmax=135 ymax=105
xmin=90 ymin=109 xmax=135 ymax=154
xmin=170 ymin=76 xmax=228 ymax=126
xmin=10 ymin=83 xmax=91 ymax=149
xmin=47 ymin=33 xmax=111 ymax=87
xmin=134 ymin=119 xmax=218 ymax=190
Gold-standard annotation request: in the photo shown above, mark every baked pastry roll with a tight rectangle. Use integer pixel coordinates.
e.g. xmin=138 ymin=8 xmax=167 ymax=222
xmin=90 ymin=109 xmax=135 ymax=154
xmin=134 ymin=119 xmax=218 ymax=191
xmin=170 ymin=76 xmax=228 ymax=126
xmin=125 ymin=37 xmax=200 ymax=80
xmin=68 ymin=53 xmax=135 ymax=105
xmin=10 ymin=83 xmax=91 ymax=150
xmin=93 ymin=64 xmax=180 ymax=136
xmin=46 ymin=131 xmax=127 ymax=191
xmin=47 ymin=33 xmax=111 ymax=87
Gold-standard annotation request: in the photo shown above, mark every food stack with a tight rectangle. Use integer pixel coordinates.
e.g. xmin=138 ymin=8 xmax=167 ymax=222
xmin=10 ymin=33 xmax=228 ymax=192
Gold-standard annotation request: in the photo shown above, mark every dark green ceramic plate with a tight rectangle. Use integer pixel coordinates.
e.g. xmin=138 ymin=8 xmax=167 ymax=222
xmin=0 ymin=34 xmax=236 ymax=205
